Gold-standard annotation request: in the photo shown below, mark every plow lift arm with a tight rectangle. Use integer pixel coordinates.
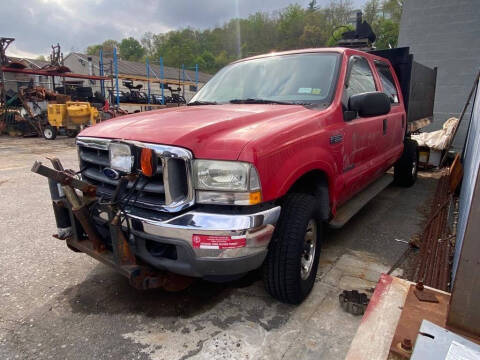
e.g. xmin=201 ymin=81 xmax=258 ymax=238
xmin=31 ymin=159 xmax=193 ymax=291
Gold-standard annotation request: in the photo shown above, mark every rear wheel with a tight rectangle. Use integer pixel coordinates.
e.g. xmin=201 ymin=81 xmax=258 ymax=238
xmin=394 ymin=138 xmax=419 ymax=187
xmin=263 ymin=193 xmax=321 ymax=304
xmin=43 ymin=125 xmax=57 ymax=140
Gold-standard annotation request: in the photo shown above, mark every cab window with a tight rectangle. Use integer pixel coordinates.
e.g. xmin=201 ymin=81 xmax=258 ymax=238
xmin=344 ymin=56 xmax=377 ymax=100
xmin=374 ymin=61 xmax=399 ymax=104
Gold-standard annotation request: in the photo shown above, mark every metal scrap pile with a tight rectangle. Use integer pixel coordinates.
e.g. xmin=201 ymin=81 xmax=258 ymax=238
xmin=0 ymin=84 xmax=62 ymax=136
xmin=413 ymin=163 xmax=461 ymax=291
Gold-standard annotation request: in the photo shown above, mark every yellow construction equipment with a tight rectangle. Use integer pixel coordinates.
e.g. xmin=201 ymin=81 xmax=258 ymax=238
xmin=44 ymin=101 xmax=99 ymax=140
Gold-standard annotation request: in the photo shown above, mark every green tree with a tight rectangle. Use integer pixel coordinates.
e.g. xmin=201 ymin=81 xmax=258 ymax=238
xmin=325 ymin=0 xmax=354 ymax=26
xmin=84 ymin=0 xmax=403 ymax=74
xmin=363 ymin=0 xmax=381 ymax=24
xmin=86 ymin=44 xmax=102 ymax=56
xmin=327 ymin=24 xmax=354 ymax=46
xmin=214 ymin=51 xmax=231 ymax=69
xmin=300 ymin=24 xmax=325 ymax=47
xmin=363 ymin=0 xmax=403 ymax=49
xmin=101 ymin=40 xmax=119 ymax=56
xmin=382 ymin=0 xmax=403 ymax=22
xmin=374 ymin=18 xmax=399 ymax=49
xmin=118 ymin=37 xmax=145 ymax=61
xmin=86 ymin=39 xmax=119 ymax=56
xmin=199 ymin=50 xmax=216 ymax=72
xmin=35 ymin=55 xmax=46 ymax=61
xmin=277 ymin=4 xmax=306 ymax=50
xmin=141 ymin=32 xmax=155 ymax=56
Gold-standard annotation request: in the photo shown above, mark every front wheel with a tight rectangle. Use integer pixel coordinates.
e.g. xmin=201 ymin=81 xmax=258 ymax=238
xmin=43 ymin=125 xmax=57 ymax=140
xmin=263 ymin=193 xmax=321 ymax=304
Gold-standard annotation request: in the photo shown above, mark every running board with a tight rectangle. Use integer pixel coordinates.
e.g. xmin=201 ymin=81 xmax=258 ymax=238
xmin=329 ymin=174 xmax=394 ymax=229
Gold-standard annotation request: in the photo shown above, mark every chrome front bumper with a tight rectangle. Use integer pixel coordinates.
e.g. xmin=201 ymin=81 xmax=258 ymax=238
xmin=99 ymin=206 xmax=281 ymax=278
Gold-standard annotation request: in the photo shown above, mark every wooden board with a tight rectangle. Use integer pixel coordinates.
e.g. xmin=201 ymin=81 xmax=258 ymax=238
xmin=345 ymin=274 xmax=410 ymax=360
xmin=449 ymin=153 xmax=463 ymax=193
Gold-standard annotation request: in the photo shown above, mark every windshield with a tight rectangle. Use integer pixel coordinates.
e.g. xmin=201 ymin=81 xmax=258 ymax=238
xmin=190 ymin=52 xmax=341 ymax=106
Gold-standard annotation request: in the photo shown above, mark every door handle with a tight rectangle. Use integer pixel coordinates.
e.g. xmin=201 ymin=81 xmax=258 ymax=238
xmin=383 ymin=119 xmax=387 ymax=135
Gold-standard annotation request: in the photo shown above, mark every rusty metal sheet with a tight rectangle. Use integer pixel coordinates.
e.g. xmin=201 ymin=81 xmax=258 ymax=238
xmin=389 ymin=284 xmax=450 ymax=359
xmin=414 ymin=171 xmax=453 ymax=291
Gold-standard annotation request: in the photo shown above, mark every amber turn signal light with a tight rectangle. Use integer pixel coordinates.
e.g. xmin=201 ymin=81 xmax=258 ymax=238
xmin=249 ymin=191 xmax=262 ymax=205
xmin=140 ymin=148 xmax=156 ymax=177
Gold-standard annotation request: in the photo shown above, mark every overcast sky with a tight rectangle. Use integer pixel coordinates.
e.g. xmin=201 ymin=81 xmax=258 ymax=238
xmin=2 ymin=0 xmax=366 ymax=58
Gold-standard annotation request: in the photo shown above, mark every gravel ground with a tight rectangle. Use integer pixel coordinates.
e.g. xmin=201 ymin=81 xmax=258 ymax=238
xmin=0 ymin=135 xmax=437 ymax=360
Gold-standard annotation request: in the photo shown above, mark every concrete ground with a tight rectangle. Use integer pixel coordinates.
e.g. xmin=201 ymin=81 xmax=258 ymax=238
xmin=0 ymin=136 xmax=437 ymax=360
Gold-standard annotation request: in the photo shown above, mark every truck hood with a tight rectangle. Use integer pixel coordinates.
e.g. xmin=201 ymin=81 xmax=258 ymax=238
xmin=79 ymin=104 xmax=316 ymax=159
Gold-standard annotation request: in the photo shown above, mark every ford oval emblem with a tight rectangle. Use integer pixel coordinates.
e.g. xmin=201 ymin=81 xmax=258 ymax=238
xmin=103 ymin=167 xmax=120 ymax=180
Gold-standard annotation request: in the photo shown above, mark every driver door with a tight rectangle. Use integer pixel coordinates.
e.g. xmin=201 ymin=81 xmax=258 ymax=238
xmin=340 ymin=55 xmax=384 ymax=201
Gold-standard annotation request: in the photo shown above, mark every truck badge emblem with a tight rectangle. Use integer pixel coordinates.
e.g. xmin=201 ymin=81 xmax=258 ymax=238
xmin=330 ymin=134 xmax=343 ymax=144
xmin=103 ymin=167 xmax=120 ymax=180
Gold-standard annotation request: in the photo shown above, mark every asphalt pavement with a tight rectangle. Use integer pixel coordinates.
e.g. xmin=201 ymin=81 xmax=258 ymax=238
xmin=0 ymin=136 xmax=437 ymax=360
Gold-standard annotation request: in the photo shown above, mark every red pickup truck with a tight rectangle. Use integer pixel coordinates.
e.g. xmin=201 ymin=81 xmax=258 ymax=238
xmin=36 ymin=47 xmax=435 ymax=304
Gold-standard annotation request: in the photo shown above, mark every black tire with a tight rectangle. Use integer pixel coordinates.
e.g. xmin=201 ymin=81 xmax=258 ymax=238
xmin=66 ymin=129 xmax=79 ymax=138
xmin=394 ymin=138 xmax=419 ymax=187
xmin=43 ymin=125 xmax=57 ymax=140
xmin=263 ymin=193 xmax=321 ymax=304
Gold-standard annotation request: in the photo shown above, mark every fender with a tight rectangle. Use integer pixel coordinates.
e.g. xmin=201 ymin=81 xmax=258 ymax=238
xmin=249 ymin=144 xmax=342 ymax=213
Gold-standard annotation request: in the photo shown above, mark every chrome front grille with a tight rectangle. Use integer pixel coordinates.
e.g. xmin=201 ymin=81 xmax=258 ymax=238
xmin=77 ymin=137 xmax=194 ymax=213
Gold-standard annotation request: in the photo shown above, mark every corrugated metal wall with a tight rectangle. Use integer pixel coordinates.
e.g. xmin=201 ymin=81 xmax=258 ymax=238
xmin=452 ymin=78 xmax=480 ymax=283
xmin=398 ymin=0 xmax=480 ymax=150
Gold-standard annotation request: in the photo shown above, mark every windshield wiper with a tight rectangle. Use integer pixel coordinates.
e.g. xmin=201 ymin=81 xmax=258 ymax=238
xmin=229 ymin=98 xmax=314 ymax=105
xmin=187 ymin=100 xmax=218 ymax=106
xmin=229 ymin=98 xmax=293 ymax=105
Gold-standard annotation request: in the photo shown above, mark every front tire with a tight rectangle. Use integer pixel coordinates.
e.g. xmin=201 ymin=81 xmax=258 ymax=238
xmin=43 ymin=125 xmax=57 ymax=140
xmin=394 ymin=138 xmax=419 ymax=187
xmin=263 ymin=193 xmax=321 ymax=304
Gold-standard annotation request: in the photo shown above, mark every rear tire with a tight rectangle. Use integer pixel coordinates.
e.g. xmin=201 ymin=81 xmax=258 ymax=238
xmin=394 ymin=138 xmax=418 ymax=187
xmin=263 ymin=193 xmax=321 ymax=304
xmin=43 ymin=125 xmax=57 ymax=140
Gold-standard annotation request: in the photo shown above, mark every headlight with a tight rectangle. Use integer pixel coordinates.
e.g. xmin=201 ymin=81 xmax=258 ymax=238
xmin=193 ymin=160 xmax=262 ymax=205
xmin=194 ymin=160 xmax=250 ymax=191
xmin=109 ymin=142 xmax=133 ymax=173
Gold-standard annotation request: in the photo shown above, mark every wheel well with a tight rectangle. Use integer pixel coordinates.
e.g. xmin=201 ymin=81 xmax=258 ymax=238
xmin=289 ymin=170 xmax=328 ymax=195
xmin=288 ymin=170 xmax=330 ymax=220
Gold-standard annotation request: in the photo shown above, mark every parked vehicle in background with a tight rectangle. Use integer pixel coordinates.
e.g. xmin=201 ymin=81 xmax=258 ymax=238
xmin=43 ymin=101 xmax=99 ymax=140
xmin=36 ymin=47 xmax=436 ymax=304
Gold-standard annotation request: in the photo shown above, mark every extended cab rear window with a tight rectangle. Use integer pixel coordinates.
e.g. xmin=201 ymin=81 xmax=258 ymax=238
xmin=374 ymin=61 xmax=400 ymax=104
xmin=190 ymin=53 xmax=341 ymax=106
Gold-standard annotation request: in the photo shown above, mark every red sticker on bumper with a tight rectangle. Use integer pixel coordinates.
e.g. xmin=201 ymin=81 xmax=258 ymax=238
xmin=192 ymin=235 xmax=246 ymax=249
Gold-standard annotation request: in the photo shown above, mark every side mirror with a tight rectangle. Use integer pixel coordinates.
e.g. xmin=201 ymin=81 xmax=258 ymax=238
xmin=348 ymin=91 xmax=391 ymax=118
